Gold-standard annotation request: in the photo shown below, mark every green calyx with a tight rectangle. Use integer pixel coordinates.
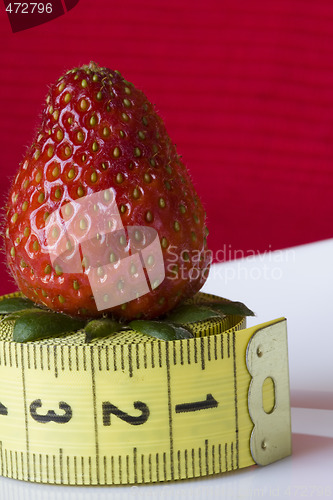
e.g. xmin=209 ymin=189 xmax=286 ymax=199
xmin=1 ymin=308 xmax=86 ymax=343
xmin=84 ymin=318 xmax=123 ymax=342
xmin=0 ymin=295 xmax=254 ymax=343
xmin=164 ymin=305 xmax=221 ymax=324
xmin=128 ymin=320 xmax=193 ymax=341
xmin=0 ymin=297 xmax=40 ymax=314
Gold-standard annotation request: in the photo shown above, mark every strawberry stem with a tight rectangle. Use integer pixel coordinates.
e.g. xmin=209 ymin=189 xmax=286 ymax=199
xmin=88 ymin=61 xmax=100 ymax=72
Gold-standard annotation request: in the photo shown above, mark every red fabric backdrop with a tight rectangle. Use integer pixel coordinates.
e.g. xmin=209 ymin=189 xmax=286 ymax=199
xmin=1 ymin=0 xmax=333 ymax=296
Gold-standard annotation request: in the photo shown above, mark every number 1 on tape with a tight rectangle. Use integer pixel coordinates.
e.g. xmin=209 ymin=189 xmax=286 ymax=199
xmin=0 ymin=309 xmax=291 ymax=485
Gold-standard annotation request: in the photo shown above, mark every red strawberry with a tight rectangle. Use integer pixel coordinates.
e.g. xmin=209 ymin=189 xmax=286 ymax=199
xmin=4 ymin=62 xmax=210 ymax=320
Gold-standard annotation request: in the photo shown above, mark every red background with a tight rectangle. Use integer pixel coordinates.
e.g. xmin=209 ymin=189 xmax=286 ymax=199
xmin=1 ymin=0 xmax=333 ymax=296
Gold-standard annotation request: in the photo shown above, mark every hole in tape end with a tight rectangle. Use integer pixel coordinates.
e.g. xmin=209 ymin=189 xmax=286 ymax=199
xmin=262 ymin=376 xmax=276 ymax=414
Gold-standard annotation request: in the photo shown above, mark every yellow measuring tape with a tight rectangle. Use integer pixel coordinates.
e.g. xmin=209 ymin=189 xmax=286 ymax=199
xmin=0 ymin=292 xmax=291 ymax=485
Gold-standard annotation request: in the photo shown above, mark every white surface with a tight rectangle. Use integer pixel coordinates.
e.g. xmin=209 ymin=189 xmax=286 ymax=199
xmin=1 ymin=239 xmax=333 ymax=499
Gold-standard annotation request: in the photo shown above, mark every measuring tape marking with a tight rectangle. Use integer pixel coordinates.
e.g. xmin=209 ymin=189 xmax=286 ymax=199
xmin=232 ymin=330 xmax=240 ymax=470
xmin=0 ymin=327 xmax=239 ymax=376
xmin=0 ymin=341 xmax=240 ymax=483
xmin=0 ymin=293 xmax=291 ymax=485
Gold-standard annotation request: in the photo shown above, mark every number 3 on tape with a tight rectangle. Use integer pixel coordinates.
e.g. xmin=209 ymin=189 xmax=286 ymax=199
xmin=0 ymin=295 xmax=292 ymax=485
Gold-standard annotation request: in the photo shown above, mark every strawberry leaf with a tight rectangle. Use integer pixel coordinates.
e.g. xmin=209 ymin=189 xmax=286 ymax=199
xmin=12 ymin=310 xmax=86 ymax=343
xmin=172 ymin=325 xmax=194 ymax=339
xmin=164 ymin=304 xmax=221 ymax=324
xmin=201 ymin=300 xmax=255 ymax=317
xmin=128 ymin=320 xmax=193 ymax=341
xmin=84 ymin=318 xmax=122 ymax=342
xmin=0 ymin=308 xmax=43 ymax=323
xmin=0 ymin=297 xmax=39 ymax=314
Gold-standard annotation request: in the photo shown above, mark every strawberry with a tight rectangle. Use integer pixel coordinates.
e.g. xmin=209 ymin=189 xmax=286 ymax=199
xmin=4 ymin=62 xmax=210 ymax=320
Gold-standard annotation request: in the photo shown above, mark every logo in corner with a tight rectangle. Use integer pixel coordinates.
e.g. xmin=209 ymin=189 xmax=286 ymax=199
xmin=3 ymin=0 xmax=80 ymax=33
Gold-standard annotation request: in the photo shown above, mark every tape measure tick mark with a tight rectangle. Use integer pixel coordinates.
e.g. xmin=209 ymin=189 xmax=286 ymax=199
xmin=20 ymin=344 xmax=30 ymax=481
xmin=232 ymin=331 xmax=239 ymax=469
xmin=165 ymin=342 xmax=174 ymax=481
xmin=90 ymin=346 xmax=100 ymax=484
